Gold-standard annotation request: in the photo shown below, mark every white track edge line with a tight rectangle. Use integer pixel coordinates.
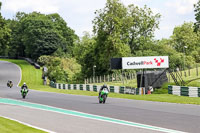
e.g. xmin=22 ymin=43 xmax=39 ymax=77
xmin=0 ymin=115 xmax=56 ymax=133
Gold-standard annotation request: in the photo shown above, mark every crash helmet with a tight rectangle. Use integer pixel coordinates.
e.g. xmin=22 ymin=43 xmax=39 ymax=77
xmin=103 ymin=84 xmax=107 ymax=87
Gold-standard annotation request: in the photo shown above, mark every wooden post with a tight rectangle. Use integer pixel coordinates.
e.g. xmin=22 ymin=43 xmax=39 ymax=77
xmin=180 ymin=68 xmax=182 ymax=76
xmin=107 ymin=75 xmax=109 ymax=82
xmin=112 ymin=74 xmax=113 ymax=82
xmin=100 ymin=76 xmax=102 ymax=83
xmin=184 ymin=70 xmax=187 ymax=77
xmin=124 ymin=72 xmax=127 ymax=83
xmin=188 ymin=69 xmax=190 ymax=77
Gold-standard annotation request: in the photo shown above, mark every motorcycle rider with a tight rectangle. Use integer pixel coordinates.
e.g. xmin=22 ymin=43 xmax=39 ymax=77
xmin=99 ymin=84 xmax=109 ymax=98
xmin=7 ymin=80 xmax=13 ymax=87
xmin=21 ymin=82 xmax=29 ymax=93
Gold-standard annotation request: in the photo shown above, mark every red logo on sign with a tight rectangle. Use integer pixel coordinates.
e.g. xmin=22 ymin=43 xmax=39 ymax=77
xmin=154 ymin=58 xmax=164 ymax=66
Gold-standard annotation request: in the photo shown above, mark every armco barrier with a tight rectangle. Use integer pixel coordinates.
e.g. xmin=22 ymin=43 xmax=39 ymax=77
xmin=168 ymin=86 xmax=200 ymax=97
xmin=50 ymin=82 xmax=147 ymax=95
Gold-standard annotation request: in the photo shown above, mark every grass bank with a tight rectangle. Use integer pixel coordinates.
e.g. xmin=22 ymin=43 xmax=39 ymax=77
xmin=0 ymin=116 xmax=46 ymax=133
xmin=1 ymin=59 xmax=200 ymax=105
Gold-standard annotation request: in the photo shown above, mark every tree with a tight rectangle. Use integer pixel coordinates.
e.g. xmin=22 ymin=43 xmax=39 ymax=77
xmin=127 ymin=5 xmax=160 ymax=54
xmin=47 ymin=13 xmax=78 ymax=56
xmin=0 ymin=2 xmax=11 ymax=55
xmin=37 ymin=55 xmax=81 ymax=83
xmin=92 ymin=0 xmax=131 ymax=75
xmin=194 ymin=0 xmax=200 ymax=32
xmin=73 ymin=32 xmax=96 ymax=63
xmin=92 ymin=0 xmax=160 ymax=75
xmin=7 ymin=12 xmax=77 ymax=60
xmin=170 ymin=22 xmax=199 ymax=55
xmin=7 ymin=12 xmax=28 ymax=57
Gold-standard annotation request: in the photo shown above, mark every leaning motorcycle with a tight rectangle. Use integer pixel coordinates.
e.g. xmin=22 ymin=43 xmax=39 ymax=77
xmin=7 ymin=82 xmax=13 ymax=88
xmin=99 ymin=88 xmax=109 ymax=104
xmin=21 ymin=87 xmax=28 ymax=99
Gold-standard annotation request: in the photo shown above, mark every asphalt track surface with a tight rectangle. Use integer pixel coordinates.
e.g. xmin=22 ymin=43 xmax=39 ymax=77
xmin=0 ymin=60 xmax=200 ymax=133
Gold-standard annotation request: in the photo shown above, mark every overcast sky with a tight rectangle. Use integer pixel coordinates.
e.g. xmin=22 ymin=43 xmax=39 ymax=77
xmin=0 ymin=0 xmax=198 ymax=39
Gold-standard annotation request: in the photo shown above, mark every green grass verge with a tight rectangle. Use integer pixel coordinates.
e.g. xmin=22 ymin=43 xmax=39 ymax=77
xmin=0 ymin=116 xmax=46 ymax=133
xmin=1 ymin=59 xmax=200 ymax=105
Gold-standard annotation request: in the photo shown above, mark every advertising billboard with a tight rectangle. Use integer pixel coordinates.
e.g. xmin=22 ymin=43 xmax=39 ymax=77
xmin=122 ymin=56 xmax=169 ymax=69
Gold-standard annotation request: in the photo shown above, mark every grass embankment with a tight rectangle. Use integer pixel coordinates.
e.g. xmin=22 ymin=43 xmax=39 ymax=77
xmin=1 ymin=59 xmax=200 ymax=105
xmin=0 ymin=116 xmax=46 ymax=133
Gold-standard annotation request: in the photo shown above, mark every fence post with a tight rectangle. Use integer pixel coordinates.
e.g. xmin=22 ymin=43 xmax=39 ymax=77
xmin=180 ymin=68 xmax=182 ymax=76
xmin=124 ymin=72 xmax=127 ymax=83
xmin=184 ymin=70 xmax=187 ymax=77
xmin=112 ymin=74 xmax=113 ymax=82
xmin=107 ymin=75 xmax=109 ymax=82
xmin=121 ymin=73 xmax=123 ymax=82
xmin=188 ymin=69 xmax=190 ymax=77
xmin=100 ymin=76 xmax=102 ymax=83
xmin=196 ymin=64 xmax=199 ymax=76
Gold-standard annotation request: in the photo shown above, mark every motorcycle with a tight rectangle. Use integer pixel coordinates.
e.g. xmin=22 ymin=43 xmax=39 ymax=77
xmin=7 ymin=81 xmax=13 ymax=88
xmin=21 ymin=87 xmax=28 ymax=99
xmin=99 ymin=88 xmax=109 ymax=104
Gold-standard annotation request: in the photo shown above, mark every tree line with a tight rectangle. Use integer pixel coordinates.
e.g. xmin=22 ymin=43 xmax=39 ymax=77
xmin=0 ymin=0 xmax=200 ymax=83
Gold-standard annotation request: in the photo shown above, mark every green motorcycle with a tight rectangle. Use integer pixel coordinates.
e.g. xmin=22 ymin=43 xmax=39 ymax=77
xmin=99 ymin=88 xmax=109 ymax=104
xmin=21 ymin=87 xmax=28 ymax=99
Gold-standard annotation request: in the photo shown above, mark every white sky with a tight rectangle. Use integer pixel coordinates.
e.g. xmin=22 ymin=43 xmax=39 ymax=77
xmin=0 ymin=0 xmax=198 ymax=39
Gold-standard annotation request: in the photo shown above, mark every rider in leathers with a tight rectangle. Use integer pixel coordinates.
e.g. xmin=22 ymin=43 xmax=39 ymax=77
xmin=99 ymin=84 xmax=109 ymax=98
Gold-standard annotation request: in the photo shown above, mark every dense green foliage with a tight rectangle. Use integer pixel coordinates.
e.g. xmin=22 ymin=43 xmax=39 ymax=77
xmin=0 ymin=2 xmax=11 ymax=56
xmin=37 ymin=55 xmax=81 ymax=83
xmin=7 ymin=12 xmax=77 ymax=60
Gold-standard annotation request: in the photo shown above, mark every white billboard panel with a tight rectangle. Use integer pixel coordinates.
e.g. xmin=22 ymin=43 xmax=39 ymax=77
xmin=122 ymin=56 xmax=169 ymax=69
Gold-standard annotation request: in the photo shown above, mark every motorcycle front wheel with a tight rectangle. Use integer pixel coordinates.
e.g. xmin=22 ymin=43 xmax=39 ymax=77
xmin=102 ymin=95 xmax=107 ymax=104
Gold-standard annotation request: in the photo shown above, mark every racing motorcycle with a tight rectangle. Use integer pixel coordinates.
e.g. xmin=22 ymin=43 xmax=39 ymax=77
xmin=7 ymin=81 xmax=13 ymax=88
xmin=99 ymin=88 xmax=109 ymax=104
xmin=21 ymin=87 xmax=29 ymax=99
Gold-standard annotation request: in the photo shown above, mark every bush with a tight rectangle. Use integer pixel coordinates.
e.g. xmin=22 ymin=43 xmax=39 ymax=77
xmin=37 ymin=55 xmax=81 ymax=83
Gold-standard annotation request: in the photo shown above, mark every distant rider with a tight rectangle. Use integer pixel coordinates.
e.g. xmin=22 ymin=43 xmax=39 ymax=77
xmin=21 ymin=82 xmax=29 ymax=92
xmin=99 ymin=84 xmax=109 ymax=98
xmin=8 ymin=80 xmax=12 ymax=84
xmin=7 ymin=80 xmax=13 ymax=87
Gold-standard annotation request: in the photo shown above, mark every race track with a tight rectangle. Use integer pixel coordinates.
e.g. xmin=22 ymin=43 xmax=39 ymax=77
xmin=0 ymin=60 xmax=200 ymax=133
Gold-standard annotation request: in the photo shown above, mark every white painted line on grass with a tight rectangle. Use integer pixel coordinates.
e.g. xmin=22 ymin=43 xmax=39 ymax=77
xmin=0 ymin=115 xmax=56 ymax=133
